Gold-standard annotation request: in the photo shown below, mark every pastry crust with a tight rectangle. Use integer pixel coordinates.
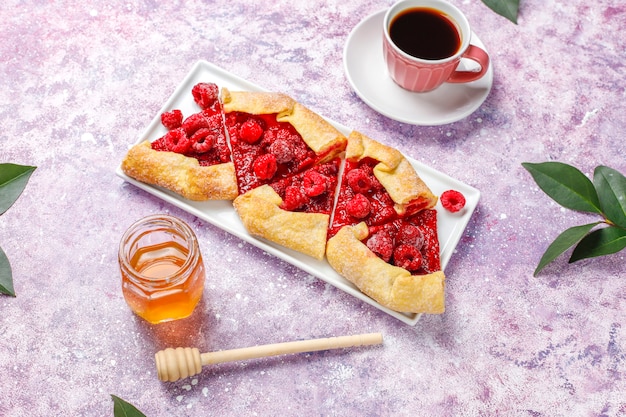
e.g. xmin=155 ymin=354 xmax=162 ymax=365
xmin=347 ymin=130 xmax=438 ymax=212
xmin=121 ymin=141 xmax=238 ymax=201
xmin=233 ymin=185 xmax=329 ymax=260
xmin=221 ymin=88 xmax=347 ymax=158
xmin=326 ymin=222 xmax=445 ymax=314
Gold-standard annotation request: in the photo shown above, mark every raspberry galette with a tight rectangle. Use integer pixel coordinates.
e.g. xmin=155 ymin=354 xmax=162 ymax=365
xmin=121 ymin=82 xmax=238 ymax=200
xmin=223 ymin=88 xmax=347 ymax=260
xmin=325 ymin=131 xmax=444 ymax=314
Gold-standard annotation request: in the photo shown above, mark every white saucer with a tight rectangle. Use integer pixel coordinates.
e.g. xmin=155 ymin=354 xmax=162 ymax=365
xmin=343 ymin=10 xmax=493 ymax=125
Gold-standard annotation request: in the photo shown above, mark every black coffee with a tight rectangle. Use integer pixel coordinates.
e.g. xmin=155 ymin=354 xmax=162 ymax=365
xmin=389 ymin=7 xmax=461 ymax=60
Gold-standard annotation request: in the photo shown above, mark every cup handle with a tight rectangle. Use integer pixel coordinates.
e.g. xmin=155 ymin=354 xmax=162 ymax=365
xmin=448 ymin=45 xmax=490 ymax=84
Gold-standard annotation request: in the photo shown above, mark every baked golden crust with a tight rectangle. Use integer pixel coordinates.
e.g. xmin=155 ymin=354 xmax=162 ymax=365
xmin=233 ymin=185 xmax=329 ymax=260
xmin=221 ymin=88 xmax=296 ymax=116
xmin=221 ymin=88 xmax=347 ymax=157
xmin=326 ymin=222 xmax=445 ymax=314
xmin=121 ymin=141 xmax=238 ymax=201
xmin=347 ymin=130 xmax=438 ymax=212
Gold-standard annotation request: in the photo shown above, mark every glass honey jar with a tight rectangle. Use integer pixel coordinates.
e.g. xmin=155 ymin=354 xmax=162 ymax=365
xmin=118 ymin=214 xmax=205 ymax=324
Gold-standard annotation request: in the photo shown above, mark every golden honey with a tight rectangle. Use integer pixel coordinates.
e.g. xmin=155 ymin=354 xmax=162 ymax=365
xmin=119 ymin=215 xmax=205 ymax=324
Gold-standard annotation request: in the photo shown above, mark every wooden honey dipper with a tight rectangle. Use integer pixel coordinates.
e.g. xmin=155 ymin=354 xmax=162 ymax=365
xmin=155 ymin=332 xmax=383 ymax=382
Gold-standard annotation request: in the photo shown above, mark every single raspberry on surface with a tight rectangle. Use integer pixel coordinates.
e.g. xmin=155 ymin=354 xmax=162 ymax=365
xmin=302 ymin=170 xmax=328 ymax=197
xmin=161 ymin=109 xmax=183 ymax=130
xmin=397 ymin=224 xmax=424 ymax=249
xmin=346 ymin=168 xmax=372 ymax=193
xmin=253 ymin=153 xmax=278 ymax=180
xmin=366 ymin=230 xmax=393 ymax=262
xmin=239 ymin=119 xmax=264 ymax=144
xmin=191 ymin=82 xmax=219 ymax=109
xmin=393 ymin=244 xmax=423 ymax=271
xmin=282 ymin=185 xmax=309 ymax=211
xmin=440 ymin=190 xmax=466 ymax=213
xmin=164 ymin=128 xmax=192 ymax=154
xmin=346 ymin=193 xmax=371 ymax=219
xmin=189 ymin=128 xmax=215 ymax=153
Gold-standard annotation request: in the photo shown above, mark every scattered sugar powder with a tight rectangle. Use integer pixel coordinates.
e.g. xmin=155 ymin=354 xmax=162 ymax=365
xmin=323 ymin=363 xmax=355 ymax=387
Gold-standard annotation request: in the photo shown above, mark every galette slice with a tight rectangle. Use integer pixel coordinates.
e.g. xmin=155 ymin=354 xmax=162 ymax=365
xmin=221 ymin=88 xmax=347 ymax=195
xmin=233 ymin=158 xmax=341 ymax=260
xmin=326 ymin=209 xmax=445 ymax=314
xmin=328 ymin=130 xmax=438 ymax=238
xmin=326 ymin=130 xmax=444 ymax=314
xmin=121 ymin=82 xmax=238 ymax=200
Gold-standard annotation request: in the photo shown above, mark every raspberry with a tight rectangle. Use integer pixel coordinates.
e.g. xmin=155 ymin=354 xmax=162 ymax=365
xmin=253 ymin=153 xmax=277 ymax=180
xmin=239 ymin=119 xmax=264 ymax=143
xmin=346 ymin=168 xmax=372 ymax=193
xmin=366 ymin=230 xmax=393 ymax=262
xmin=370 ymin=205 xmax=396 ymax=225
xmin=191 ymin=82 xmax=219 ymax=109
xmin=393 ymin=244 xmax=423 ymax=271
xmin=164 ymin=128 xmax=192 ymax=153
xmin=282 ymin=185 xmax=309 ymax=211
xmin=181 ymin=113 xmax=210 ymax=136
xmin=189 ymin=128 xmax=215 ymax=153
xmin=302 ymin=170 xmax=328 ymax=197
xmin=151 ymin=137 xmax=169 ymax=151
xmin=440 ymin=190 xmax=466 ymax=213
xmin=161 ymin=109 xmax=183 ymax=130
xmin=346 ymin=193 xmax=371 ymax=219
xmin=268 ymin=139 xmax=295 ymax=164
xmin=397 ymin=224 xmax=424 ymax=249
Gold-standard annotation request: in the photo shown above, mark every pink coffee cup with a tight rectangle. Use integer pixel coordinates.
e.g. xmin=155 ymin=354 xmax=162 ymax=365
xmin=383 ymin=0 xmax=490 ymax=93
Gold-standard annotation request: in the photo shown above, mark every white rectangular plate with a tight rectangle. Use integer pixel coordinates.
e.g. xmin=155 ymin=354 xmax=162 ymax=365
xmin=116 ymin=60 xmax=480 ymax=326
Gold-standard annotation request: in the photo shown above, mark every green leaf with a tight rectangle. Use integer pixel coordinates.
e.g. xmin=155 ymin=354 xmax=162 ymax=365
xmin=111 ymin=395 xmax=147 ymax=417
xmin=533 ymin=222 xmax=599 ymax=276
xmin=481 ymin=0 xmax=520 ymax=24
xmin=570 ymin=226 xmax=626 ymax=262
xmin=593 ymin=165 xmax=626 ymax=228
xmin=0 ymin=246 xmax=14 ymax=296
xmin=0 ymin=164 xmax=37 ymax=215
xmin=522 ymin=162 xmax=602 ymax=214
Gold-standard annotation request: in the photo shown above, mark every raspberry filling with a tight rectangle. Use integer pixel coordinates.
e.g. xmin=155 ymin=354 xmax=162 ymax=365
xmin=269 ymin=158 xmax=340 ymax=214
xmin=329 ymin=158 xmax=398 ymax=238
xmin=151 ymin=83 xmax=231 ymax=167
xmin=366 ymin=209 xmax=441 ymax=275
xmin=226 ymin=111 xmax=318 ymax=194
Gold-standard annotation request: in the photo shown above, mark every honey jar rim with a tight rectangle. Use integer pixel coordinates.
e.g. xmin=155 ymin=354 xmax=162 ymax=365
xmin=118 ymin=214 xmax=201 ymax=284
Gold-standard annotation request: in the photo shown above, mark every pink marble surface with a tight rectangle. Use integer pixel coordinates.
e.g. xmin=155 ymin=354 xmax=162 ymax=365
xmin=1 ymin=0 xmax=625 ymax=416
